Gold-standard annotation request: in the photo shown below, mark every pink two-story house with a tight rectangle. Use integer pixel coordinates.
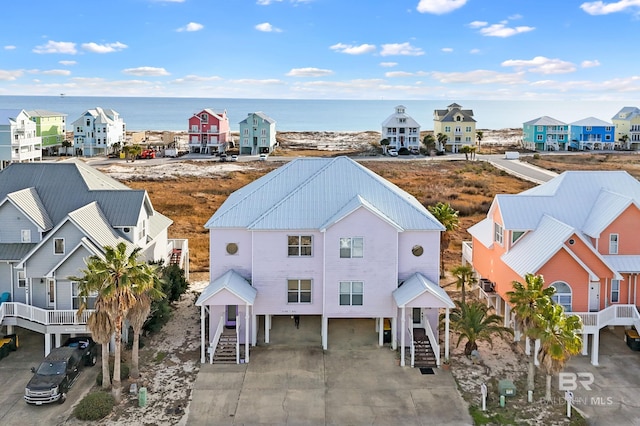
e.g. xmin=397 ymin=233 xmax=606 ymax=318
xmin=464 ymin=171 xmax=640 ymax=365
xmin=196 ymin=157 xmax=454 ymax=367
xmin=188 ymin=109 xmax=231 ymax=154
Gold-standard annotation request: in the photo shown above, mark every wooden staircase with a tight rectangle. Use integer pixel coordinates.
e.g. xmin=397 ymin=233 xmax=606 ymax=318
xmin=213 ymin=331 xmax=238 ymax=364
xmin=413 ymin=329 xmax=437 ymax=368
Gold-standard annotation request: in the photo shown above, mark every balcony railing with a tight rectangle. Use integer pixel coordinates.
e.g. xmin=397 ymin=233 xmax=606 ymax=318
xmin=0 ymin=302 xmax=93 ymax=327
xmin=571 ymin=304 xmax=640 ymax=333
xmin=462 ymin=241 xmax=472 ymax=264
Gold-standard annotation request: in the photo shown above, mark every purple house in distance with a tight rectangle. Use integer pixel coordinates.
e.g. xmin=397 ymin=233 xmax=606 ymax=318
xmin=196 ymin=156 xmax=454 ymax=368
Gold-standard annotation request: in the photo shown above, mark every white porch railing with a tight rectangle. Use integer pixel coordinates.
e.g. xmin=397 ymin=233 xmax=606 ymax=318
xmin=0 ymin=302 xmax=93 ymax=326
xmin=572 ymin=304 xmax=640 ymax=333
xmin=423 ymin=318 xmax=441 ymax=367
xmin=235 ymin=315 xmax=240 ymax=364
xmin=208 ymin=314 xmax=225 ymax=364
xmin=462 ymin=241 xmax=473 ymax=264
xmin=408 ymin=321 xmax=415 ymax=368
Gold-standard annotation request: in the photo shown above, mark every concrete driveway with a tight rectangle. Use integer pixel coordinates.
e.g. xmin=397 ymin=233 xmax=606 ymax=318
xmin=188 ymin=317 xmax=472 ymax=425
xmin=0 ymin=328 xmax=99 ymax=426
xmin=565 ymin=326 xmax=640 ymax=425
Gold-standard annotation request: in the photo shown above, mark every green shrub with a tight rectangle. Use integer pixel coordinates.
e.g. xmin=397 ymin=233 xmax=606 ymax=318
xmin=74 ymin=391 xmax=115 ymax=421
xmin=96 ymin=362 xmax=130 ymax=386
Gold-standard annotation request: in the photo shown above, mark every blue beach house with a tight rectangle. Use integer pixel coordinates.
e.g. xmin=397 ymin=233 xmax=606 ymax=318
xmin=239 ymin=112 xmax=277 ymax=155
xmin=569 ymin=117 xmax=615 ymax=151
xmin=522 ymin=116 xmax=568 ymax=151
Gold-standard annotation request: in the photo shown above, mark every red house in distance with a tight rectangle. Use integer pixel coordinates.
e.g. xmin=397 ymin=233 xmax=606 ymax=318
xmin=188 ymin=109 xmax=231 ymax=154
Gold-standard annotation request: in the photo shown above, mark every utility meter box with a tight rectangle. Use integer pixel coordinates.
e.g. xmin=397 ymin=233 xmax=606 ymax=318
xmin=498 ymin=379 xmax=516 ymax=397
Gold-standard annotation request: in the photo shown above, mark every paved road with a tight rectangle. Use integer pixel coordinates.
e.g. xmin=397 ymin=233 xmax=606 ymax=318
xmin=0 ymin=329 xmax=99 ymax=426
xmin=480 ymin=154 xmax=558 ymax=184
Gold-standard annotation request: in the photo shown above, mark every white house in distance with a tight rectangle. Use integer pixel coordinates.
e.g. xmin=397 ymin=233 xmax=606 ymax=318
xmin=381 ymin=105 xmax=421 ymax=152
xmin=196 ymin=156 xmax=454 ymax=368
xmin=0 ymin=159 xmax=188 ymax=355
xmin=0 ymin=109 xmax=42 ymax=170
xmin=72 ymin=107 xmax=125 ymax=157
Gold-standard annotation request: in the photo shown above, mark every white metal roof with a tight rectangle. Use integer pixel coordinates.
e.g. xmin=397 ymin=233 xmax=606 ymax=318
xmin=569 ymin=116 xmax=612 ymax=127
xmin=467 ymin=217 xmax=494 ymax=249
xmin=392 ymin=272 xmax=455 ymax=308
xmin=196 ymin=269 xmax=257 ymax=306
xmin=523 ymin=116 xmax=566 ymax=126
xmin=205 ymin=157 xmax=444 ymax=232
xmin=498 ymin=171 xmax=640 ymax=232
xmin=603 ymin=255 xmax=640 ymax=273
xmin=6 ymin=187 xmax=54 ymax=231
xmin=501 ymin=215 xmax=576 ymax=276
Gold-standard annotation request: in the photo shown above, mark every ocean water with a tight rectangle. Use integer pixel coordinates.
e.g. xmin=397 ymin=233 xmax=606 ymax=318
xmin=0 ymin=96 xmax=635 ymax=132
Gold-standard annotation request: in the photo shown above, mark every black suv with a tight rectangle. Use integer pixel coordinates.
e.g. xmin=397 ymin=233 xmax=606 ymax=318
xmin=24 ymin=337 xmax=97 ymax=405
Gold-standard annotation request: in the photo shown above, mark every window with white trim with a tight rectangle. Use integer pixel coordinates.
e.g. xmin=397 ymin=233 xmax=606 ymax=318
xmin=17 ymin=270 xmax=26 ymax=288
xmin=339 ymin=281 xmax=363 ymax=306
xmin=340 ymin=237 xmax=363 ymax=258
xmin=288 ymin=235 xmax=312 ymax=256
xmin=54 ymin=238 xmax=65 ymax=255
xmin=494 ymin=223 xmax=503 ymax=245
xmin=551 ymin=281 xmax=572 ymax=312
xmin=72 ymin=282 xmax=97 ymax=309
xmin=21 ymin=229 xmax=31 ymax=243
xmin=611 ymin=279 xmax=620 ymax=303
xmin=609 ymin=233 xmax=619 ymax=254
xmin=287 ymin=279 xmax=311 ymax=303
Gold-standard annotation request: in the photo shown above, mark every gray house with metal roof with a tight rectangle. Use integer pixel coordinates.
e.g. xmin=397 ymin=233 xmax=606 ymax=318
xmin=0 ymin=159 xmax=188 ymax=355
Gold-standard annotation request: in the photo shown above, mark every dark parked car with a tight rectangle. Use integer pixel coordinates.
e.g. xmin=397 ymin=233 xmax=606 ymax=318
xmin=24 ymin=337 xmax=97 ymax=405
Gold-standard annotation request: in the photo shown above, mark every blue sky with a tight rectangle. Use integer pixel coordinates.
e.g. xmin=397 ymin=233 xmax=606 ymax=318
xmin=1 ymin=0 xmax=639 ymax=100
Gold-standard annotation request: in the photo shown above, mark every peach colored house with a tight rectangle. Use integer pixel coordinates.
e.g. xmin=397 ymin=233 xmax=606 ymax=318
xmin=463 ymin=171 xmax=640 ymax=365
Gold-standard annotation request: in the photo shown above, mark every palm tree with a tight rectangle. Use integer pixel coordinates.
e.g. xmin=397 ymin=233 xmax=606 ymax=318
xmin=537 ymin=303 xmax=583 ymax=402
xmin=380 ymin=138 xmax=390 ymax=155
xmin=506 ymin=273 xmax=556 ymax=392
xmin=422 ymin=134 xmax=436 ymax=154
xmin=619 ymin=134 xmax=629 ymax=150
xmin=83 ymin=299 xmax=114 ymax=389
xmin=460 ymin=145 xmax=473 ymax=160
xmin=127 ymin=273 xmax=164 ymax=379
xmin=436 ymin=133 xmax=448 ymax=152
xmin=451 ymin=264 xmax=476 ymax=305
xmin=448 ymin=300 xmax=514 ymax=356
xmin=72 ymin=242 xmax=158 ymax=402
xmin=427 ymin=202 xmax=459 ymax=278
xmin=476 ymin=130 xmax=484 ymax=151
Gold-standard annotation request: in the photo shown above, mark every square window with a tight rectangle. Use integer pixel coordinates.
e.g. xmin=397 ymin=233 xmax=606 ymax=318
xmin=339 ymin=281 xmax=363 ymax=306
xmin=340 ymin=237 xmax=363 ymax=258
xmin=288 ymin=279 xmax=312 ymax=303
xmin=288 ymin=235 xmax=312 ymax=257
xmin=21 ymin=229 xmax=31 ymax=243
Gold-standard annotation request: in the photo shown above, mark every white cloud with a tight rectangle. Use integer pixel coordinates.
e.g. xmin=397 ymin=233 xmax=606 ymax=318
xmin=330 ymin=43 xmax=376 ymax=55
xmin=380 ymin=42 xmax=424 ymax=57
xmin=229 ymin=78 xmax=284 ymax=85
xmin=122 ymin=67 xmax=170 ymax=76
xmin=385 ymin=71 xmax=428 ymax=78
xmin=171 ymin=75 xmax=223 ymax=83
xmin=379 ymin=62 xmax=398 ymax=67
xmin=177 ymin=22 xmax=204 ymax=32
xmin=441 ymin=47 xmax=453 ymax=52
xmin=0 ymin=70 xmax=23 ymax=81
xmin=257 ymin=0 xmax=282 ymax=4
xmin=469 ymin=48 xmax=481 ymax=54
xmin=502 ymin=56 xmax=576 ymax=74
xmin=41 ymin=69 xmax=72 ymax=76
xmin=59 ymin=60 xmax=77 ymax=66
xmin=581 ymin=59 xmax=601 ymax=68
xmin=479 ymin=23 xmax=535 ymax=37
xmin=286 ymin=67 xmax=334 ymax=77
xmin=81 ymin=42 xmax=128 ymax=53
xmin=33 ymin=40 xmax=77 ymax=54
xmin=417 ymin=0 xmax=467 ymax=14
xmin=255 ymin=22 xmax=282 ymax=32
xmin=581 ymin=0 xmax=640 ymax=15
xmin=430 ymin=69 xmax=527 ymax=85
xmin=4 ymin=45 xmax=16 ymax=50
xmin=468 ymin=21 xmax=488 ymax=28
xmin=152 ymin=0 xmax=186 ymax=2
